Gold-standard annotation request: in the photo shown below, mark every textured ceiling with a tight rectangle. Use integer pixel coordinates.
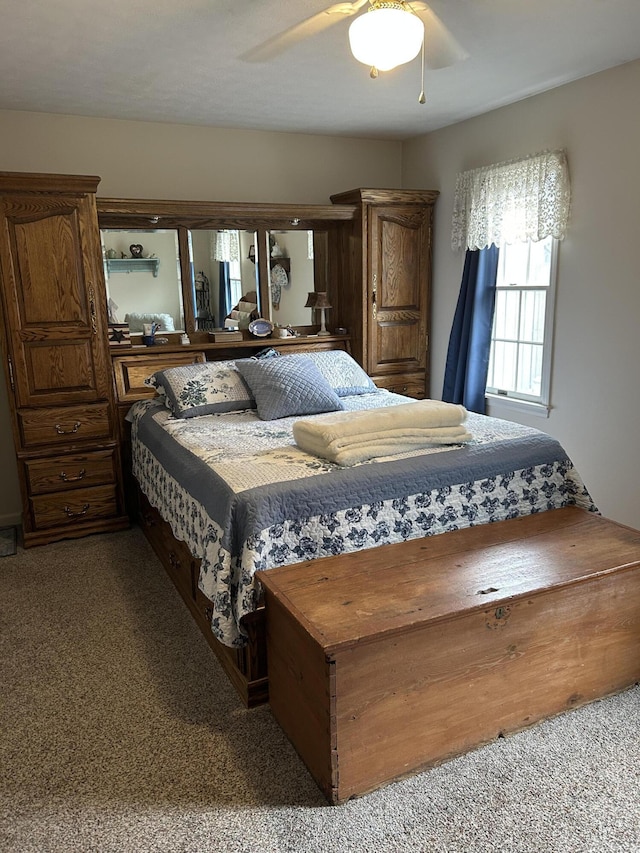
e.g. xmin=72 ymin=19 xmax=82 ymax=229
xmin=1 ymin=0 xmax=640 ymax=140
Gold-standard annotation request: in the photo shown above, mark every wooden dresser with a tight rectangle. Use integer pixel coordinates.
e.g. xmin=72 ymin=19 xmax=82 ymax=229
xmin=0 ymin=172 xmax=128 ymax=546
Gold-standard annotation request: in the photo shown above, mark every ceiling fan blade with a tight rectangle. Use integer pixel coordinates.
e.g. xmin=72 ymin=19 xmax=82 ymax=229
xmin=241 ymin=1 xmax=369 ymax=63
xmin=410 ymin=2 xmax=469 ymax=69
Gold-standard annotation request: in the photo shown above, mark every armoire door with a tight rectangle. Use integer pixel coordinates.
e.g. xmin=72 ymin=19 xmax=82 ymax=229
xmin=367 ymin=204 xmax=431 ymax=382
xmin=0 ymin=189 xmax=111 ymax=408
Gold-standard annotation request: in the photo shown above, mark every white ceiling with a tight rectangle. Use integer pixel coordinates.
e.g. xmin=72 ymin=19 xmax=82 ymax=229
xmin=2 ymin=0 xmax=640 ymax=141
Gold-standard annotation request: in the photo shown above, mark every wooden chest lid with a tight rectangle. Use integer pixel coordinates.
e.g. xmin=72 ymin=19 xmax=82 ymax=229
xmin=258 ymin=507 xmax=640 ymax=654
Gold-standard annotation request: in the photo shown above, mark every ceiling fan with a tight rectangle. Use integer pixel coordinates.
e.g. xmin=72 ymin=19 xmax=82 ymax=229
xmin=241 ymin=1 xmax=468 ymax=73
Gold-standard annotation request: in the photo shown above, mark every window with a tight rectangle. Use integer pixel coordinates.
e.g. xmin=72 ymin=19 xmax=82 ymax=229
xmin=448 ymin=149 xmax=569 ymax=414
xmin=486 ymin=236 xmax=557 ymax=407
xmin=228 ymin=256 xmax=243 ymax=306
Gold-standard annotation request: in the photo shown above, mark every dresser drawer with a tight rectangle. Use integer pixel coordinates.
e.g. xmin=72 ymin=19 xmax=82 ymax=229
xmin=25 ymin=449 xmax=118 ymax=495
xmin=373 ymin=374 xmax=426 ymax=399
xmin=30 ymin=484 xmax=119 ymax=529
xmin=18 ymin=403 xmax=112 ymax=449
xmin=138 ymin=494 xmax=196 ymax=603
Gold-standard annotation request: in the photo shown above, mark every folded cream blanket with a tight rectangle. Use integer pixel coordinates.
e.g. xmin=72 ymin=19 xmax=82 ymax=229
xmin=293 ymin=399 xmax=471 ymax=466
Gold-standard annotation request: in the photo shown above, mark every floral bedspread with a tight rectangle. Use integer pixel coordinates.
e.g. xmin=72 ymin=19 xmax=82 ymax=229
xmin=130 ymin=392 xmax=596 ymax=647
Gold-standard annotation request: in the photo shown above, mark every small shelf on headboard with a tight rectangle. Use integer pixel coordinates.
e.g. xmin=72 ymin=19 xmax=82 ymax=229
xmin=106 ymin=257 xmax=160 ymax=277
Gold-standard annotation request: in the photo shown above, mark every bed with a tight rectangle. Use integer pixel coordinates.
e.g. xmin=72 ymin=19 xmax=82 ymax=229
xmin=127 ymin=349 xmax=597 ymax=705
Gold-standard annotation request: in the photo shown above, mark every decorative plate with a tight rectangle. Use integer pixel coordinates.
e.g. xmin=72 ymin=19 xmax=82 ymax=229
xmin=248 ymin=318 xmax=274 ymax=338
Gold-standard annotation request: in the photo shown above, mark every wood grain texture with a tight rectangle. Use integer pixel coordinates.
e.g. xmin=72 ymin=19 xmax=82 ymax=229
xmin=334 ymin=564 xmax=640 ymax=801
xmin=330 ymin=189 xmax=438 ymax=399
xmin=30 ymin=483 xmax=119 ymax=528
xmin=1 ymin=190 xmax=112 ymax=408
xmin=0 ymin=172 xmax=127 ymax=545
xmin=0 ymin=172 xmax=100 ymax=195
xmin=260 ymin=508 xmax=640 ymax=804
xmin=265 ymin=593 xmax=336 ymax=796
xmin=18 ymin=402 xmax=112 ymax=448
xmin=372 ymin=373 xmax=426 ymax=398
xmin=112 ymin=350 xmax=207 ymax=403
xmin=368 ymin=205 xmax=431 ymax=379
xmin=25 ymin=448 xmax=118 ymax=494
xmin=97 ymin=197 xmax=357 ymax=228
xmin=263 ymin=508 xmax=640 ymax=652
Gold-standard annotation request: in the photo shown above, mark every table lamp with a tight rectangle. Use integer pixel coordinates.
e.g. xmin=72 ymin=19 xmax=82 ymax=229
xmin=311 ymin=291 xmax=332 ymax=336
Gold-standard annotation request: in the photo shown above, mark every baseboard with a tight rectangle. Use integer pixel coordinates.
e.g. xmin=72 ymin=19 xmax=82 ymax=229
xmin=0 ymin=512 xmax=22 ymax=528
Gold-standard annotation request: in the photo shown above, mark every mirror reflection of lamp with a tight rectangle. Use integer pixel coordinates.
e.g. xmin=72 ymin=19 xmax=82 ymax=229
xmin=305 ymin=291 xmax=332 ymax=336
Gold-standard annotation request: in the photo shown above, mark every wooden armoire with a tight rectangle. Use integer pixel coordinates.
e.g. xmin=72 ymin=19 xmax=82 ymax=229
xmin=0 ymin=172 xmax=128 ymax=547
xmin=330 ymin=188 xmax=439 ymax=398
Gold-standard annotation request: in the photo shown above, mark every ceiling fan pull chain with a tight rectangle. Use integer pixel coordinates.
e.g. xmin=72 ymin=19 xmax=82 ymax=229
xmin=418 ymin=37 xmax=426 ymax=103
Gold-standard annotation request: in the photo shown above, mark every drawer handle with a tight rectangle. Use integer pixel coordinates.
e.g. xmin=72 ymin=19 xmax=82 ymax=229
xmin=59 ymin=468 xmax=86 ymax=483
xmin=142 ymin=511 xmax=156 ymax=527
xmin=204 ymin=605 xmax=214 ymax=622
xmin=55 ymin=422 xmax=81 ymax=435
xmin=169 ymin=552 xmax=181 ymax=571
xmin=63 ymin=503 xmax=89 ymax=518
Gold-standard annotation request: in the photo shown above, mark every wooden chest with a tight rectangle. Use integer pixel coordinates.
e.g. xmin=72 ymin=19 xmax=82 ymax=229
xmin=259 ymin=508 xmax=640 ymax=804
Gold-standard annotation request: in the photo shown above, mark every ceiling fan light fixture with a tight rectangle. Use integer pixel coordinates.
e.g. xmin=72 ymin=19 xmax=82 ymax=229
xmin=348 ymin=2 xmax=424 ymax=72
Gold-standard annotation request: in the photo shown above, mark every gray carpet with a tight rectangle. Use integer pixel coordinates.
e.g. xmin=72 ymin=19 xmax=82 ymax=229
xmin=1 ymin=526 xmax=638 ymax=853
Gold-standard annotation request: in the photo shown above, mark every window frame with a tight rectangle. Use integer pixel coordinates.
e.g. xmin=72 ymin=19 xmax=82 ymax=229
xmin=485 ymin=237 xmax=558 ymax=417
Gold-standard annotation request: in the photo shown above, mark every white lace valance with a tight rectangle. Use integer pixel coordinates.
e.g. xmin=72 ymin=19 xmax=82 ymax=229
xmin=212 ymin=230 xmax=240 ymax=263
xmin=451 ymin=149 xmax=571 ymax=251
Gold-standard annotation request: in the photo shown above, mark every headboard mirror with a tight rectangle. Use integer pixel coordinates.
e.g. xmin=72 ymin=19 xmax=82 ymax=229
xmin=96 ymin=197 xmax=356 ymax=339
xmin=264 ymin=229 xmax=329 ymax=326
xmin=101 ymin=228 xmax=186 ymax=336
xmin=188 ymin=229 xmax=259 ymax=331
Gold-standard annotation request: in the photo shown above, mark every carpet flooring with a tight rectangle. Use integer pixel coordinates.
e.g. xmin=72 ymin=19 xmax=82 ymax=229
xmin=1 ymin=526 xmax=638 ymax=853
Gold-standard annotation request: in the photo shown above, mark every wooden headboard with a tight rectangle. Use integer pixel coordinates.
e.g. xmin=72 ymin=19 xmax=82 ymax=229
xmin=111 ymin=333 xmax=350 ymax=419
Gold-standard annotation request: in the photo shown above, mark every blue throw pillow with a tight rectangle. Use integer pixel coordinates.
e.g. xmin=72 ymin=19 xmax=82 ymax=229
xmin=235 ymin=356 xmax=343 ymax=420
xmin=296 ymin=350 xmax=377 ymax=396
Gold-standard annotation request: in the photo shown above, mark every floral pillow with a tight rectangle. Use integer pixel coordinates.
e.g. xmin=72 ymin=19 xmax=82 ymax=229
xmin=235 ymin=355 xmax=343 ymax=420
xmin=147 ymin=361 xmax=255 ymax=418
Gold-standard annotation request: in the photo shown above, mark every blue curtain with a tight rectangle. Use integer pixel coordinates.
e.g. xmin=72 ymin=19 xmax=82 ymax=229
xmin=218 ymin=261 xmax=232 ymax=322
xmin=442 ymin=245 xmax=500 ymax=414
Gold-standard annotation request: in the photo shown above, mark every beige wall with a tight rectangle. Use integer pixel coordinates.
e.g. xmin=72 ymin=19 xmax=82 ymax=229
xmin=0 ymin=111 xmax=402 ymax=525
xmin=0 ymin=110 xmax=402 ymax=202
xmin=403 ymin=59 xmax=640 ymax=528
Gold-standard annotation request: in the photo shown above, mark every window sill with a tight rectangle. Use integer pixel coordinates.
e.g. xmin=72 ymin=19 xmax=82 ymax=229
xmin=485 ymin=394 xmax=551 ymax=419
